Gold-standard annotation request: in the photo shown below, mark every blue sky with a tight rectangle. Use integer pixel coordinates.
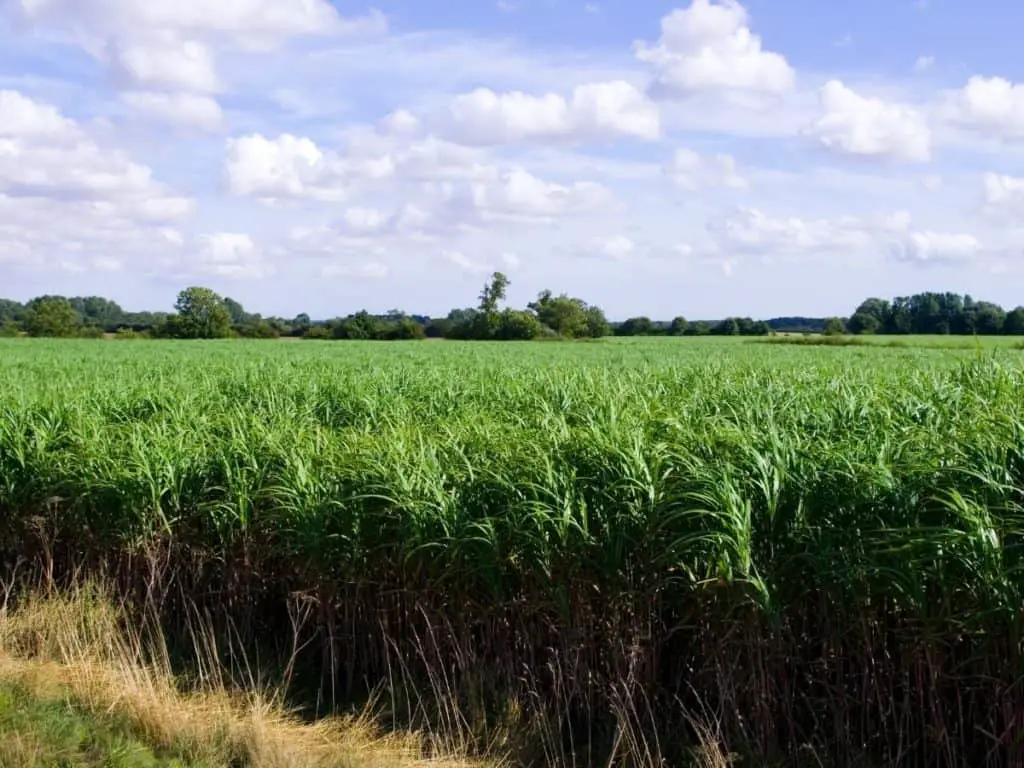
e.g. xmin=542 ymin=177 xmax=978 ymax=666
xmin=1 ymin=0 xmax=1023 ymax=320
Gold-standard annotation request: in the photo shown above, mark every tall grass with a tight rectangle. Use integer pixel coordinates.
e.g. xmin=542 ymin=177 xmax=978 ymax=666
xmin=1 ymin=338 xmax=1023 ymax=765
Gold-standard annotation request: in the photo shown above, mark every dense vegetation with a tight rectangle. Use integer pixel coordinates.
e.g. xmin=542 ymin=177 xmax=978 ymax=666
xmin=5 ymin=283 xmax=1020 ymax=341
xmin=1 ymin=337 xmax=1023 ymax=765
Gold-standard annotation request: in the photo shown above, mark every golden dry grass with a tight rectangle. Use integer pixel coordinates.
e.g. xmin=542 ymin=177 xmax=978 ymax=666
xmin=0 ymin=584 xmax=491 ymax=768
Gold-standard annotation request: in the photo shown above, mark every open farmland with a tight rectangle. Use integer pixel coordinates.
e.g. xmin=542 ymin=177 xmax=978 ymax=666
xmin=2 ymin=337 xmax=1024 ymax=766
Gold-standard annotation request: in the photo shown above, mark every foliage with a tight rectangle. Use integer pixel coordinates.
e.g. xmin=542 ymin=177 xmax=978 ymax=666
xmin=852 ymin=292 xmax=1020 ymax=335
xmin=669 ymin=316 xmax=688 ymax=336
xmin=24 ymin=297 xmax=82 ymax=338
xmin=616 ymin=316 xmax=655 ymax=336
xmin=165 ymin=287 xmax=232 ymax=339
xmin=822 ymin=317 xmax=846 ymax=336
xmin=2 ymin=339 xmax=1024 ymax=764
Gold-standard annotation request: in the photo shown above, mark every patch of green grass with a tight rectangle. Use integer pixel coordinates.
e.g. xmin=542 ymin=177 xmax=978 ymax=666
xmin=0 ymin=680 xmax=192 ymax=768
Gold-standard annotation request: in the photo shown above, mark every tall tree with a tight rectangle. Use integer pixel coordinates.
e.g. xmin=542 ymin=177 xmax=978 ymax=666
xmin=24 ymin=297 xmax=81 ymax=338
xmin=171 ymin=287 xmax=232 ymax=339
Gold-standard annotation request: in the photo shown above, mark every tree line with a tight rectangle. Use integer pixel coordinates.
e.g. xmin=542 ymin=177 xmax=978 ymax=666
xmin=1 ymin=282 xmax=1021 ymax=340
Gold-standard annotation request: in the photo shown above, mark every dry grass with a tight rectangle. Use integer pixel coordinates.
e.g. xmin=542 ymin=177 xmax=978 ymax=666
xmin=0 ymin=584 xmax=490 ymax=768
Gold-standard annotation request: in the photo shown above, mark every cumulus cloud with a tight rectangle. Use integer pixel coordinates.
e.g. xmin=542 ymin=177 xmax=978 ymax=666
xmin=108 ymin=36 xmax=220 ymax=93
xmin=0 ymin=90 xmax=194 ymax=273
xmin=636 ymin=0 xmax=794 ymax=98
xmin=807 ymin=80 xmax=931 ymax=162
xmin=942 ymin=76 xmax=1024 ymax=140
xmin=224 ymin=133 xmax=348 ymax=202
xmin=470 ymin=169 xmax=613 ymax=221
xmin=321 ymin=261 xmax=389 ymax=279
xmin=982 ymin=172 xmax=1024 ymax=220
xmin=588 ymin=234 xmax=636 ymax=259
xmin=708 ymin=206 xmax=985 ymax=268
xmin=443 ymin=249 xmax=493 ymax=274
xmin=193 ymin=232 xmax=273 ymax=278
xmin=122 ymin=91 xmax=224 ymax=130
xmin=10 ymin=0 xmax=376 ymax=47
xmin=0 ymin=90 xmax=78 ymax=141
xmin=665 ymin=148 xmax=747 ymax=189
xmin=889 ymin=231 xmax=983 ymax=264
xmin=443 ymin=80 xmax=660 ymax=145
xmin=10 ymin=0 xmax=386 ymax=130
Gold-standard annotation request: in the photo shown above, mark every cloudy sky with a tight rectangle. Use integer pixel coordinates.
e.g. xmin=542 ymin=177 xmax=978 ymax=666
xmin=2 ymin=0 xmax=1023 ymax=320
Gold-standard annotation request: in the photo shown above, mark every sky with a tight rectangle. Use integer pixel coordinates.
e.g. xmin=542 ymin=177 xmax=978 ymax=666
xmin=2 ymin=0 xmax=1024 ymax=320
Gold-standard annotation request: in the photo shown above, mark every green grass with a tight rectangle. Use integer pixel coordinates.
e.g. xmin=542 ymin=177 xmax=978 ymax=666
xmin=0 ymin=680 xmax=190 ymax=768
xmin=1 ymin=336 xmax=1023 ymax=766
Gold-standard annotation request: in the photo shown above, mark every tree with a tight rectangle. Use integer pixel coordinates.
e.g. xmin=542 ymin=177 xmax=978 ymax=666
xmin=1004 ymin=307 xmax=1024 ymax=335
xmin=684 ymin=321 xmax=710 ymax=336
xmin=528 ymin=291 xmax=590 ymax=338
xmin=616 ymin=316 xmax=655 ymax=336
xmin=822 ymin=317 xmax=846 ymax=336
xmin=478 ymin=272 xmax=509 ymax=315
xmin=669 ymin=316 xmax=689 ymax=336
xmin=583 ymin=306 xmax=611 ymax=338
xmin=496 ymin=309 xmax=542 ymax=340
xmin=223 ymin=297 xmax=249 ymax=325
xmin=974 ymin=302 xmax=1005 ymax=335
xmin=170 ymin=287 xmax=232 ymax=339
xmin=711 ymin=318 xmax=740 ymax=336
xmin=24 ymin=297 xmax=81 ymax=338
xmin=847 ymin=312 xmax=880 ymax=335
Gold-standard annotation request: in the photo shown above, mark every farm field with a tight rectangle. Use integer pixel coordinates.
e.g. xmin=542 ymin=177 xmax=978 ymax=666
xmin=1 ymin=336 xmax=1023 ymax=766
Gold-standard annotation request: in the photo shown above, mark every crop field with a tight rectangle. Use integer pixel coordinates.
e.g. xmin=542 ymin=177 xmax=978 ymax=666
xmin=1 ymin=337 xmax=1023 ymax=766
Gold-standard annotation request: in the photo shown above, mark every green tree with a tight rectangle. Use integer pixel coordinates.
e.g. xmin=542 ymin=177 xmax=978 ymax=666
xmin=496 ymin=309 xmax=542 ymax=340
xmin=478 ymin=272 xmax=509 ymax=315
xmin=170 ymin=287 xmax=232 ymax=339
xmin=528 ymin=291 xmax=588 ymax=338
xmin=711 ymin=318 xmax=740 ymax=336
xmin=822 ymin=317 xmax=846 ymax=336
xmin=223 ymin=297 xmax=249 ymax=325
xmin=1004 ymin=307 xmax=1024 ymax=335
xmin=847 ymin=312 xmax=880 ymax=335
xmin=583 ymin=305 xmax=611 ymax=338
xmin=24 ymin=297 xmax=81 ymax=338
xmin=616 ymin=316 xmax=655 ymax=336
xmin=974 ymin=302 xmax=1006 ymax=335
xmin=669 ymin=316 xmax=689 ymax=336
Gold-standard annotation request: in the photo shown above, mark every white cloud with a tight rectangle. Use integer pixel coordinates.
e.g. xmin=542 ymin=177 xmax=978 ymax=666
xmin=123 ymin=91 xmax=224 ymax=130
xmin=942 ymin=76 xmax=1024 ymax=140
xmin=588 ymin=234 xmax=635 ymax=259
xmin=636 ymin=0 xmax=795 ymax=98
xmin=914 ymin=55 xmax=935 ymax=73
xmin=807 ymin=80 xmax=931 ymax=162
xmin=108 ymin=36 xmax=219 ymax=93
xmin=195 ymin=232 xmax=273 ymax=278
xmin=443 ymin=80 xmax=660 ymax=145
xmin=0 ymin=91 xmax=192 ymax=212
xmin=709 ymin=206 xmax=876 ymax=254
xmin=0 ymin=90 xmax=78 ymax=141
xmin=982 ymin=172 xmax=1024 ymax=219
xmin=224 ymin=133 xmax=347 ymax=201
xmin=471 ymin=169 xmax=612 ymax=221
xmin=665 ymin=148 xmax=747 ymax=189
xmin=12 ymin=0 xmax=376 ymax=47
xmin=340 ymin=206 xmax=393 ymax=234
xmin=443 ymin=249 xmax=492 ymax=274
xmin=708 ymin=206 xmax=987 ymax=269
xmin=377 ymin=109 xmax=421 ymax=136
xmin=321 ymin=261 xmax=389 ymax=279
xmin=889 ymin=231 xmax=983 ymax=264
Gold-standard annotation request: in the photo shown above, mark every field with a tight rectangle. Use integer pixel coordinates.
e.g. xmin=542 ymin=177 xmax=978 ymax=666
xmin=1 ymin=336 xmax=1023 ymax=766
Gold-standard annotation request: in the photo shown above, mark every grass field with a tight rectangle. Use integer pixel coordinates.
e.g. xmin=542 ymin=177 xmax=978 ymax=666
xmin=1 ymin=336 xmax=1023 ymax=766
